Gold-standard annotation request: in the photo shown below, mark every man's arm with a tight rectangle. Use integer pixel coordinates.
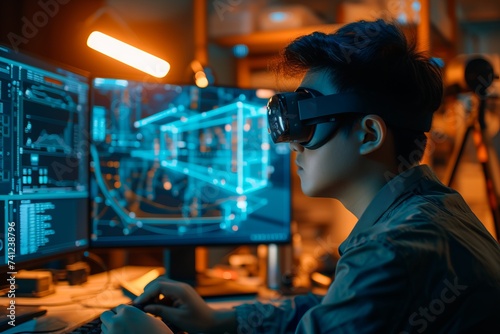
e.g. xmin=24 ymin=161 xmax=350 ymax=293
xmin=233 ymin=293 xmax=323 ymax=333
xmin=296 ymin=239 xmax=411 ymax=333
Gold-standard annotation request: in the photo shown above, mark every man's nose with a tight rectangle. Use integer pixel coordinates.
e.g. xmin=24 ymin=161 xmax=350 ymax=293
xmin=289 ymin=142 xmax=304 ymax=152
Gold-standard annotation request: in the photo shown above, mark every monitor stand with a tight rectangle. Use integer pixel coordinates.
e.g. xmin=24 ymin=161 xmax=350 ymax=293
xmin=163 ymin=247 xmax=259 ymax=299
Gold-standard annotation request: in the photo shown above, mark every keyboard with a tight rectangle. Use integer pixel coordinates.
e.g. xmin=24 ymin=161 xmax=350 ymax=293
xmin=67 ymin=315 xmax=102 ymax=334
xmin=68 ymin=308 xmax=188 ymax=334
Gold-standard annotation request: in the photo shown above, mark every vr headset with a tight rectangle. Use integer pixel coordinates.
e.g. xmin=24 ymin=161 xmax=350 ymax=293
xmin=267 ymin=87 xmax=433 ymax=150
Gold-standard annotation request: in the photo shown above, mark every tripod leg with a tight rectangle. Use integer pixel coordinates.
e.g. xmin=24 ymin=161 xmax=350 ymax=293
xmin=471 ymin=94 xmax=500 ymax=241
xmin=474 ymin=124 xmax=500 ymax=241
xmin=444 ymin=95 xmax=500 ymax=241
xmin=445 ymin=125 xmax=475 ymax=187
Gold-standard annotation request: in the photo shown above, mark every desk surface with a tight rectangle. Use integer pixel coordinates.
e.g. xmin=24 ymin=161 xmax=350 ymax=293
xmin=0 ymin=266 xmax=263 ymax=334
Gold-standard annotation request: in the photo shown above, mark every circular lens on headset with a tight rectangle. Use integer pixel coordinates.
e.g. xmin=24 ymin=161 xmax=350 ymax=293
xmin=267 ymin=95 xmax=289 ymax=143
xmin=267 ymin=91 xmax=317 ymax=144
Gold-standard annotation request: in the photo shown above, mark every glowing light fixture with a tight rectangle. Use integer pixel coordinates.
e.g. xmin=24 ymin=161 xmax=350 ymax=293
xmin=190 ymin=60 xmax=214 ymax=88
xmin=194 ymin=71 xmax=209 ymax=88
xmin=87 ymin=31 xmax=170 ymax=78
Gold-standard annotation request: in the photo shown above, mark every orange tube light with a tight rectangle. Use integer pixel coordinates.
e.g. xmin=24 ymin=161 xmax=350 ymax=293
xmin=87 ymin=31 xmax=170 ymax=78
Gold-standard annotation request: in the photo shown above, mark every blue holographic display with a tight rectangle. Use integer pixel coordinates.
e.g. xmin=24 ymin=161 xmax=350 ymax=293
xmin=90 ymin=80 xmax=291 ymax=246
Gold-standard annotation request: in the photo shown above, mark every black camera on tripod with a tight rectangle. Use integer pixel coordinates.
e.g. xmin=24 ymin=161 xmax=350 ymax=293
xmin=444 ymin=54 xmax=500 ymax=241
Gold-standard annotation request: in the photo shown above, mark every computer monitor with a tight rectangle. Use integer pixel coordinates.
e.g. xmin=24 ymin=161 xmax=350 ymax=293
xmin=89 ymin=79 xmax=291 ymax=290
xmin=0 ymin=46 xmax=90 ymax=272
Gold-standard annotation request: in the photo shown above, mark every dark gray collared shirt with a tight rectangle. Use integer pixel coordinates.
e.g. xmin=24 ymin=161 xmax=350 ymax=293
xmin=235 ymin=165 xmax=500 ymax=333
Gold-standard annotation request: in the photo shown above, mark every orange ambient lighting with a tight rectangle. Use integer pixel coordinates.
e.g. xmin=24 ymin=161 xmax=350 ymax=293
xmin=87 ymin=31 xmax=170 ymax=78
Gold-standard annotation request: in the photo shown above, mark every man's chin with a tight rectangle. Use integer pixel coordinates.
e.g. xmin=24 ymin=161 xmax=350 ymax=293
xmin=301 ymin=184 xmax=334 ymax=198
xmin=301 ymin=187 xmax=319 ymax=198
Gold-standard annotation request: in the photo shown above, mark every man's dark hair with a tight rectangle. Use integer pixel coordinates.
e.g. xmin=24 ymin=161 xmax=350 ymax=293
xmin=273 ymin=19 xmax=443 ymax=164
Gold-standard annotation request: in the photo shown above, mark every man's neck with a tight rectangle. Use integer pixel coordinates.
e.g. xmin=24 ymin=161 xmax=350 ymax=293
xmin=340 ymin=165 xmax=400 ymax=219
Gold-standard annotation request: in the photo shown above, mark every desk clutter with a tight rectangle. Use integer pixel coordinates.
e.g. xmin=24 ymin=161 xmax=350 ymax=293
xmin=1 ymin=265 xmax=305 ymax=334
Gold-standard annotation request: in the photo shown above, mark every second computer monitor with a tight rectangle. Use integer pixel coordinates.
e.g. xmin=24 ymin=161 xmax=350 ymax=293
xmin=0 ymin=46 xmax=90 ymax=270
xmin=90 ymin=79 xmax=291 ymax=247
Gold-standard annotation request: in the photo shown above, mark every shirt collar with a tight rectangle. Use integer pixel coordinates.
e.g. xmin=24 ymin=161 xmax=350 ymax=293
xmin=338 ymin=164 xmax=437 ymax=255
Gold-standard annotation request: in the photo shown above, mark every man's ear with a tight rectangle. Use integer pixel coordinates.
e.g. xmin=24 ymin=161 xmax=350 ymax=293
xmin=358 ymin=115 xmax=387 ymax=155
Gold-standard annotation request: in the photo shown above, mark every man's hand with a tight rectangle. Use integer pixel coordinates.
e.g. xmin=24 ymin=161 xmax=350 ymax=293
xmin=100 ymin=304 xmax=174 ymax=334
xmin=134 ymin=277 xmax=236 ymax=333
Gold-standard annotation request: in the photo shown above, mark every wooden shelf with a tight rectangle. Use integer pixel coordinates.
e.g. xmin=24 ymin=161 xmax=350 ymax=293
xmin=212 ymin=24 xmax=342 ymax=54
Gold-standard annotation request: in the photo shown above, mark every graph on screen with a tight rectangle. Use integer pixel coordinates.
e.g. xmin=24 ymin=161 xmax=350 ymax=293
xmin=0 ymin=46 xmax=89 ymax=268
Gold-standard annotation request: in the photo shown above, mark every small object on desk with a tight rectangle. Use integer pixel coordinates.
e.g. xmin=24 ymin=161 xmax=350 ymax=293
xmin=276 ymin=271 xmax=311 ymax=296
xmin=310 ymin=271 xmax=333 ymax=288
xmin=66 ymin=261 xmax=91 ymax=285
xmin=16 ymin=270 xmax=55 ymax=297
xmin=195 ymin=279 xmax=260 ymax=299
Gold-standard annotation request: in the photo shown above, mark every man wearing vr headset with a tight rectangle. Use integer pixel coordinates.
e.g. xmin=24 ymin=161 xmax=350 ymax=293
xmin=101 ymin=19 xmax=500 ymax=334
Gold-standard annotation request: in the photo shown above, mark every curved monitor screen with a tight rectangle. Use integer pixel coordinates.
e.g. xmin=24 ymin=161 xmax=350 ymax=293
xmin=0 ymin=46 xmax=89 ymax=270
xmin=90 ymin=79 xmax=291 ymax=247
